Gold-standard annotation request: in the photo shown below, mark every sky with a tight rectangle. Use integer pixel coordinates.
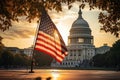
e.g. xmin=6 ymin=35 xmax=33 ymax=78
xmin=0 ymin=2 xmax=119 ymax=49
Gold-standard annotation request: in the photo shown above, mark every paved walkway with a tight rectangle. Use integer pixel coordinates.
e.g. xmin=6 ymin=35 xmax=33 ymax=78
xmin=0 ymin=69 xmax=120 ymax=80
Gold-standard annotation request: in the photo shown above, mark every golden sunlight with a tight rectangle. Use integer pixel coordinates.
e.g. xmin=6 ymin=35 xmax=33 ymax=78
xmin=51 ymin=70 xmax=60 ymax=80
xmin=1 ymin=6 xmax=119 ymax=49
xmin=54 ymin=30 xmax=59 ymax=39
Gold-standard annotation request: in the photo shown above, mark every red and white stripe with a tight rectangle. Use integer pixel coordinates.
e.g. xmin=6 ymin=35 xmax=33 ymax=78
xmin=35 ymin=31 xmax=68 ymax=63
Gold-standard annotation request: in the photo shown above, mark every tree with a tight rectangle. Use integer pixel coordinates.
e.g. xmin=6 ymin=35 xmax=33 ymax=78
xmin=0 ymin=36 xmax=4 ymax=52
xmin=0 ymin=50 xmax=14 ymax=68
xmin=92 ymin=54 xmax=106 ymax=67
xmin=14 ymin=53 xmax=30 ymax=67
xmin=92 ymin=39 xmax=120 ymax=68
xmin=34 ymin=50 xmax=53 ymax=67
xmin=0 ymin=36 xmax=5 ymax=66
xmin=0 ymin=0 xmax=120 ymax=37
xmin=110 ymin=39 xmax=120 ymax=67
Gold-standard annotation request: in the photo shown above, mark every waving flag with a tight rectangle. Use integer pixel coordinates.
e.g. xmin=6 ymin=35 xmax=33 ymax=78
xmin=34 ymin=9 xmax=68 ymax=63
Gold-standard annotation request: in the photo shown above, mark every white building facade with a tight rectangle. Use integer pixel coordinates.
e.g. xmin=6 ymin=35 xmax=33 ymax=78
xmin=51 ymin=9 xmax=95 ymax=67
xmin=23 ymin=47 xmax=33 ymax=56
xmin=96 ymin=44 xmax=110 ymax=54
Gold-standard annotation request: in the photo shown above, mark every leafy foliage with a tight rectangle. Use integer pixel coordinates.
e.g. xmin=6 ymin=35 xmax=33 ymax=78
xmin=0 ymin=36 xmax=4 ymax=52
xmin=14 ymin=53 xmax=30 ymax=66
xmin=92 ymin=54 xmax=106 ymax=67
xmin=92 ymin=39 xmax=120 ymax=68
xmin=0 ymin=50 xmax=14 ymax=68
xmin=33 ymin=50 xmax=53 ymax=67
xmin=0 ymin=49 xmax=30 ymax=68
xmin=0 ymin=0 xmax=120 ymax=37
xmin=110 ymin=39 xmax=120 ymax=66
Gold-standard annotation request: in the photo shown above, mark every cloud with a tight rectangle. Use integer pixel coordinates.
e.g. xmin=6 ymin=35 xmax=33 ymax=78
xmin=0 ymin=2 xmax=103 ymax=40
xmin=0 ymin=19 xmax=37 ymax=40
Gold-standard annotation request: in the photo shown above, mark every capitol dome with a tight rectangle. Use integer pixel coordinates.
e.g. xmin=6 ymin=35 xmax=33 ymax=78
xmin=68 ymin=9 xmax=93 ymax=45
xmin=51 ymin=8 xmax=95 ymax=68
xmin=72 ymin=9 xmax=89 ymax=28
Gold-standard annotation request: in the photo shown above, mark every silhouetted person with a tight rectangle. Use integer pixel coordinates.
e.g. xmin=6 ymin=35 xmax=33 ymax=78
xmin=46 ymin=77 xmax=52 ymax=80
xmin=35 ymin=77 xmax=42 ymax=80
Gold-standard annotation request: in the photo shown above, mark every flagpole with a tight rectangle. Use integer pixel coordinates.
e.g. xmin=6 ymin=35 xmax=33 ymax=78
xmin=29 ymin=53 xmax=34 ymax=73
xmin=29 ymin=6 xmax=47 ymax=73
xmin=29 ymin=18 xmax=41 ymax=73
xmin=29 ymin=5 xmax=68 ymax=72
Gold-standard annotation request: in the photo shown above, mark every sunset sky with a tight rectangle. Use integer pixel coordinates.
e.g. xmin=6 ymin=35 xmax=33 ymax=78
xmin=0 ymin=3 xmax=119 ymax=49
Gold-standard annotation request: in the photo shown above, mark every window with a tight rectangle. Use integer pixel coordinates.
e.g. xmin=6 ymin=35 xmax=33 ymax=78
xmin=74 ymin=53 xmax=76 ymax=56
xmin=70 ymin=53 xmax=72 ymax=56
xmin=78 ymin=50 xmax=81 ymax=56
xmin=91 ymin=39 xmax=93 ymax=44
xmin=68 ymin=39 xmax=71 ymax=44
xmin=78 ymin=38 xmax=84 ymax=43
xmin=78 ymin=53 xmax=81 ymax=56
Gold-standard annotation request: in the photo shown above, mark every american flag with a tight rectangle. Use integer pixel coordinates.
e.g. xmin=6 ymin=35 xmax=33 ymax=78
xmin=34 ymin=9 xmax=68 ymax=63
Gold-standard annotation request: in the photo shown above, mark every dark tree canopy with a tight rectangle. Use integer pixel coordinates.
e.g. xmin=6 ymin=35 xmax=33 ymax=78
xmin=0 ymin=36 xmax=4 ymax=52
xmin=34 ymin=50 xmax=53 ymax=67
xmin=0 ymin=0 xmax=120 ymax=37
xmin=0 ymin=50 xmax=14 ymax=68
xmin=92 ymin=39 xmax=120 ymax=68
xmin=0 ymin=49 xmax=30 ymax=68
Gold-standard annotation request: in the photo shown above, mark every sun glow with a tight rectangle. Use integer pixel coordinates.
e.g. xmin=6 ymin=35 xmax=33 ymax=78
xmin=51 ymin=70 xmax=60 ymax=80
xmin=1 ymin=5 xmax=119 ymax=49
